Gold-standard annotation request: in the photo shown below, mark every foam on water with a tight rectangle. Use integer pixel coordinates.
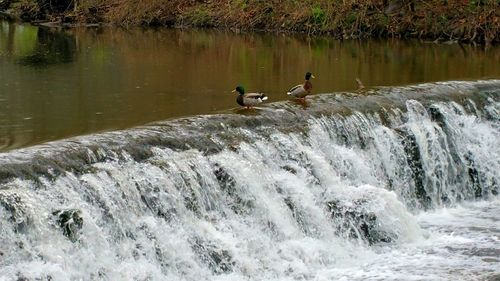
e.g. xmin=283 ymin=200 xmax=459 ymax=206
xmin=323 ymin=198 xmax=500 ymax=281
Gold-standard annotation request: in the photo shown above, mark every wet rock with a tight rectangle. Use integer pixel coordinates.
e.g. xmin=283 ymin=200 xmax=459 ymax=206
xmin=326 ymin=200 xmax=395 ymax=245
xmin=213 ymin=164 xmax=254 ymax=214
xmin=397 ymin=127 xmax=432 ymax=208
xmin=486 ymin=273 xmax=500 ymax=281
xmin=191 ymin=238 xmax=234 ymax=274
xmin=135 ymin=182 xmax=177 ymax=222
xmin=52 ymin=209 xmax=83 ymax=242
xmin=140 ymin=194 xmax=176 ymax=222
xmin=281 ymin=165 xmax=297 ymax=175
xmin=284 ymin=197 xmax=313 ymax=236
xmin=465 ymin=152 xmax=482 ymax=198
xmin=183 ymin=188 xmax=201 ymax=216
xmin=16 ymin=274 xmax=52 ymax=281
xmin=428 ymin=106 xmax=446 ymax=127
xmin=0 ymin=191 xmax=32 ymax=233
xmin=213 ymin=164 xmax=236 ymax=193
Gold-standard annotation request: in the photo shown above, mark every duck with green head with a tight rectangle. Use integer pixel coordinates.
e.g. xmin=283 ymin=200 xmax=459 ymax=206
xmin=232 ymin=85 xmax=268 ymax=109
xmin=286 ymin=72 xmax=315 ymax=100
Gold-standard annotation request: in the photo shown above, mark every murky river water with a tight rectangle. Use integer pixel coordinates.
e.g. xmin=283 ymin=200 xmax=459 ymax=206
xmin=1 ymin=20 xmax=499 ymax=152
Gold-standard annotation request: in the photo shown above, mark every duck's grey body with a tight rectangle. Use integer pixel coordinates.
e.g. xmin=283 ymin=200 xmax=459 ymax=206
xmin=237 ymin=93 xmax=268 ymax=107
xmin=233 ymin=85 xmax=268 ymax=108
xmin=287 ymin=81 xmax=312 ymax=98
xmin=287 ymin=72 xmax=314 ymax=99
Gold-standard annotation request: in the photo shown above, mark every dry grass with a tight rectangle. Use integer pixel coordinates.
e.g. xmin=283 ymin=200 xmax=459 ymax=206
xmin=5 ymin=0 xmax=500 ymax=43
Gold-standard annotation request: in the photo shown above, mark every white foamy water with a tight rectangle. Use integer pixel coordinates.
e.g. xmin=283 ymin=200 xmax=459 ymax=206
xmin=323 ymin=198 xmax=500 ymax=281
xmin=3 ymin=189 xmax=497 ymax=280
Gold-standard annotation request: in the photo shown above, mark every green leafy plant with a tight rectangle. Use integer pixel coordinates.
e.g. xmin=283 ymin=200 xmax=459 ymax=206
xmin=311 ymin=6 xmax=325 ymax=25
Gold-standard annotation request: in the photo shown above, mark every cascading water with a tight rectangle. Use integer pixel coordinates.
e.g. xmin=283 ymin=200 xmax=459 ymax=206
xmin=0 ymin=81 xmax=499 ymax=281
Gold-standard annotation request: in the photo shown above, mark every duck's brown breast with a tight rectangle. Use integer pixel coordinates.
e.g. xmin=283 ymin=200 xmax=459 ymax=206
xmin=304 ymin=81 xmax=312 ymax=92
xmin=237 ymin=95 xmax=245 ymax=106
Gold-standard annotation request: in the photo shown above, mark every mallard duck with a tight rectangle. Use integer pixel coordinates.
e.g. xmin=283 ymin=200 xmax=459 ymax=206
xmin=232 ymin=85 xmax=268 ymax=108
xmin=286 ymin=72 xmax=315 ymax=100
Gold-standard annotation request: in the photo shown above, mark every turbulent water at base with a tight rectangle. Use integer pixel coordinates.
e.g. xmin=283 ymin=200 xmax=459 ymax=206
xmin=0 ymin=81 xmax=499 ymax=281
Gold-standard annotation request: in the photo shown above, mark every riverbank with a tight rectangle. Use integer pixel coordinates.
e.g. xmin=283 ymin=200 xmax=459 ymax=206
xmin=1 ymin=0 xmax=499 ymax=44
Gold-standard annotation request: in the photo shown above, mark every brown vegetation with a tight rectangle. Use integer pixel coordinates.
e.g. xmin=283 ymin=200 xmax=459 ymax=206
xmin=2 ymin=0 xmax=499 ymax=44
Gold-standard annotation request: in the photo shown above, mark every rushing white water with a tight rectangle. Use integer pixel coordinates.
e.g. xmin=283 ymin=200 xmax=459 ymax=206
xmin=0 ymin=82 xmax=499 ymax=281
xmin=322 ymin=198 xmax=500 ymax=281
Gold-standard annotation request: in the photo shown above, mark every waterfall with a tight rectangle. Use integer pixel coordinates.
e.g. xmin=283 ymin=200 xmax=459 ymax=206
xmin=0 ymin=80 xmax=499 ymax=280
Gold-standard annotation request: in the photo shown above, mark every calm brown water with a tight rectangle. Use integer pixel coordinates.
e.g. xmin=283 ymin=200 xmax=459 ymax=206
xmin=1 ymin=20 xmax=499 ymax=152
